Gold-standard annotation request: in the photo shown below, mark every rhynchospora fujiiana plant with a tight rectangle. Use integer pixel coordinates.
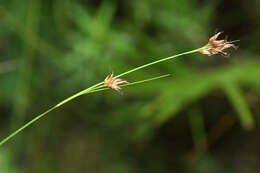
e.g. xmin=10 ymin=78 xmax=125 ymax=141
xmin=0 ymin=32 xmax=239 ymax=146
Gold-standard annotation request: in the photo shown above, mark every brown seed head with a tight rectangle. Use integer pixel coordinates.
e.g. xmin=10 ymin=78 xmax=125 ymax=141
xmin=104 ymin=73 xmax=128 ymax=91
xmin=200 ymin=32 xmax=238 ymax=57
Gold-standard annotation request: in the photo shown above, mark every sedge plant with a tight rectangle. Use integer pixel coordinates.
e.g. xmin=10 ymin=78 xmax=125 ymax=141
xmin=0 ymin=32 xmax=238 ymax=146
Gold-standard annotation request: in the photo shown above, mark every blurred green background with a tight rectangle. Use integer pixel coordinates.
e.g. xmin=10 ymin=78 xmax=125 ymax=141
xmin=0 ymin=0 xmax=260 ymax=172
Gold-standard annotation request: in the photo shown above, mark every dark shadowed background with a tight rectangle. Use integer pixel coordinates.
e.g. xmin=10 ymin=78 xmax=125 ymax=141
xmin=0 ymin=0 xmax=260 ymax=172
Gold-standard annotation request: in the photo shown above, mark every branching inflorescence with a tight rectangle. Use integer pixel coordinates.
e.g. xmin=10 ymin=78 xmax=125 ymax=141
xmin=0 ymin=32 xmax=239 ymax=146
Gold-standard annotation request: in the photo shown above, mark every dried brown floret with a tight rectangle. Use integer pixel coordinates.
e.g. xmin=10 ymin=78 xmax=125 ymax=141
xmin=104 ymin=73 xmax=128 ymax=91
xmin=200 ymin=32 xmax=238 ymax=57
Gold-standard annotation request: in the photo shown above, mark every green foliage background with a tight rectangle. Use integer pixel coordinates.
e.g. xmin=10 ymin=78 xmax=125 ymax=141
xmin=0 ymin=0 xmax=260 ymax=172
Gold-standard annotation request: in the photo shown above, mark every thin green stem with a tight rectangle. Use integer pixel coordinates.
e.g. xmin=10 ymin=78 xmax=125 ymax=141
xmin=89 ymin=74 xmax=171 ymax=93
xmin=115 ymin=47 xmax=205 ymax=78
xmin=55 ymin=82 xmax=103 ymax=107
xmin=0 ymin=46 xmax=204 ymax=146
xmin=0 ymin=83 xmax=102 ymax=146
xmin=0 ymin=106 xmax=56 ymax=146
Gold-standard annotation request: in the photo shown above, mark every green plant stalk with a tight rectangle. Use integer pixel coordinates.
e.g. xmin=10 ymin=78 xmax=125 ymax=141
xmin=115 ymin=47 xmax=206 ymax=78
xmin=89 ymin=74 xmax=171 ymax=93
xmin=0 ymin=75 xmax=169 ymax=146
xmin=0 ymin=46 xmax=206 ymax=146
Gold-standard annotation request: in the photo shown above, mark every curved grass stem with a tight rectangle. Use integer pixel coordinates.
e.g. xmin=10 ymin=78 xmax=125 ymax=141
xmin=115 ymin=46 xmax=205 ymax=78
xmin=0 ymin=46 xmax=205 ymax=146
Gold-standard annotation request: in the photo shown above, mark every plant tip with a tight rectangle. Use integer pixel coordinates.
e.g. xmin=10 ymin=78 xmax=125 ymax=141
xmin=200 ymin=32 xmax=239 ymax=57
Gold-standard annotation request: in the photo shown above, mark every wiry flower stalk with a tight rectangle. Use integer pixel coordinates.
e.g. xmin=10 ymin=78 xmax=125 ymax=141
xmin=0 ymin=31 xmax=239 ymax=146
